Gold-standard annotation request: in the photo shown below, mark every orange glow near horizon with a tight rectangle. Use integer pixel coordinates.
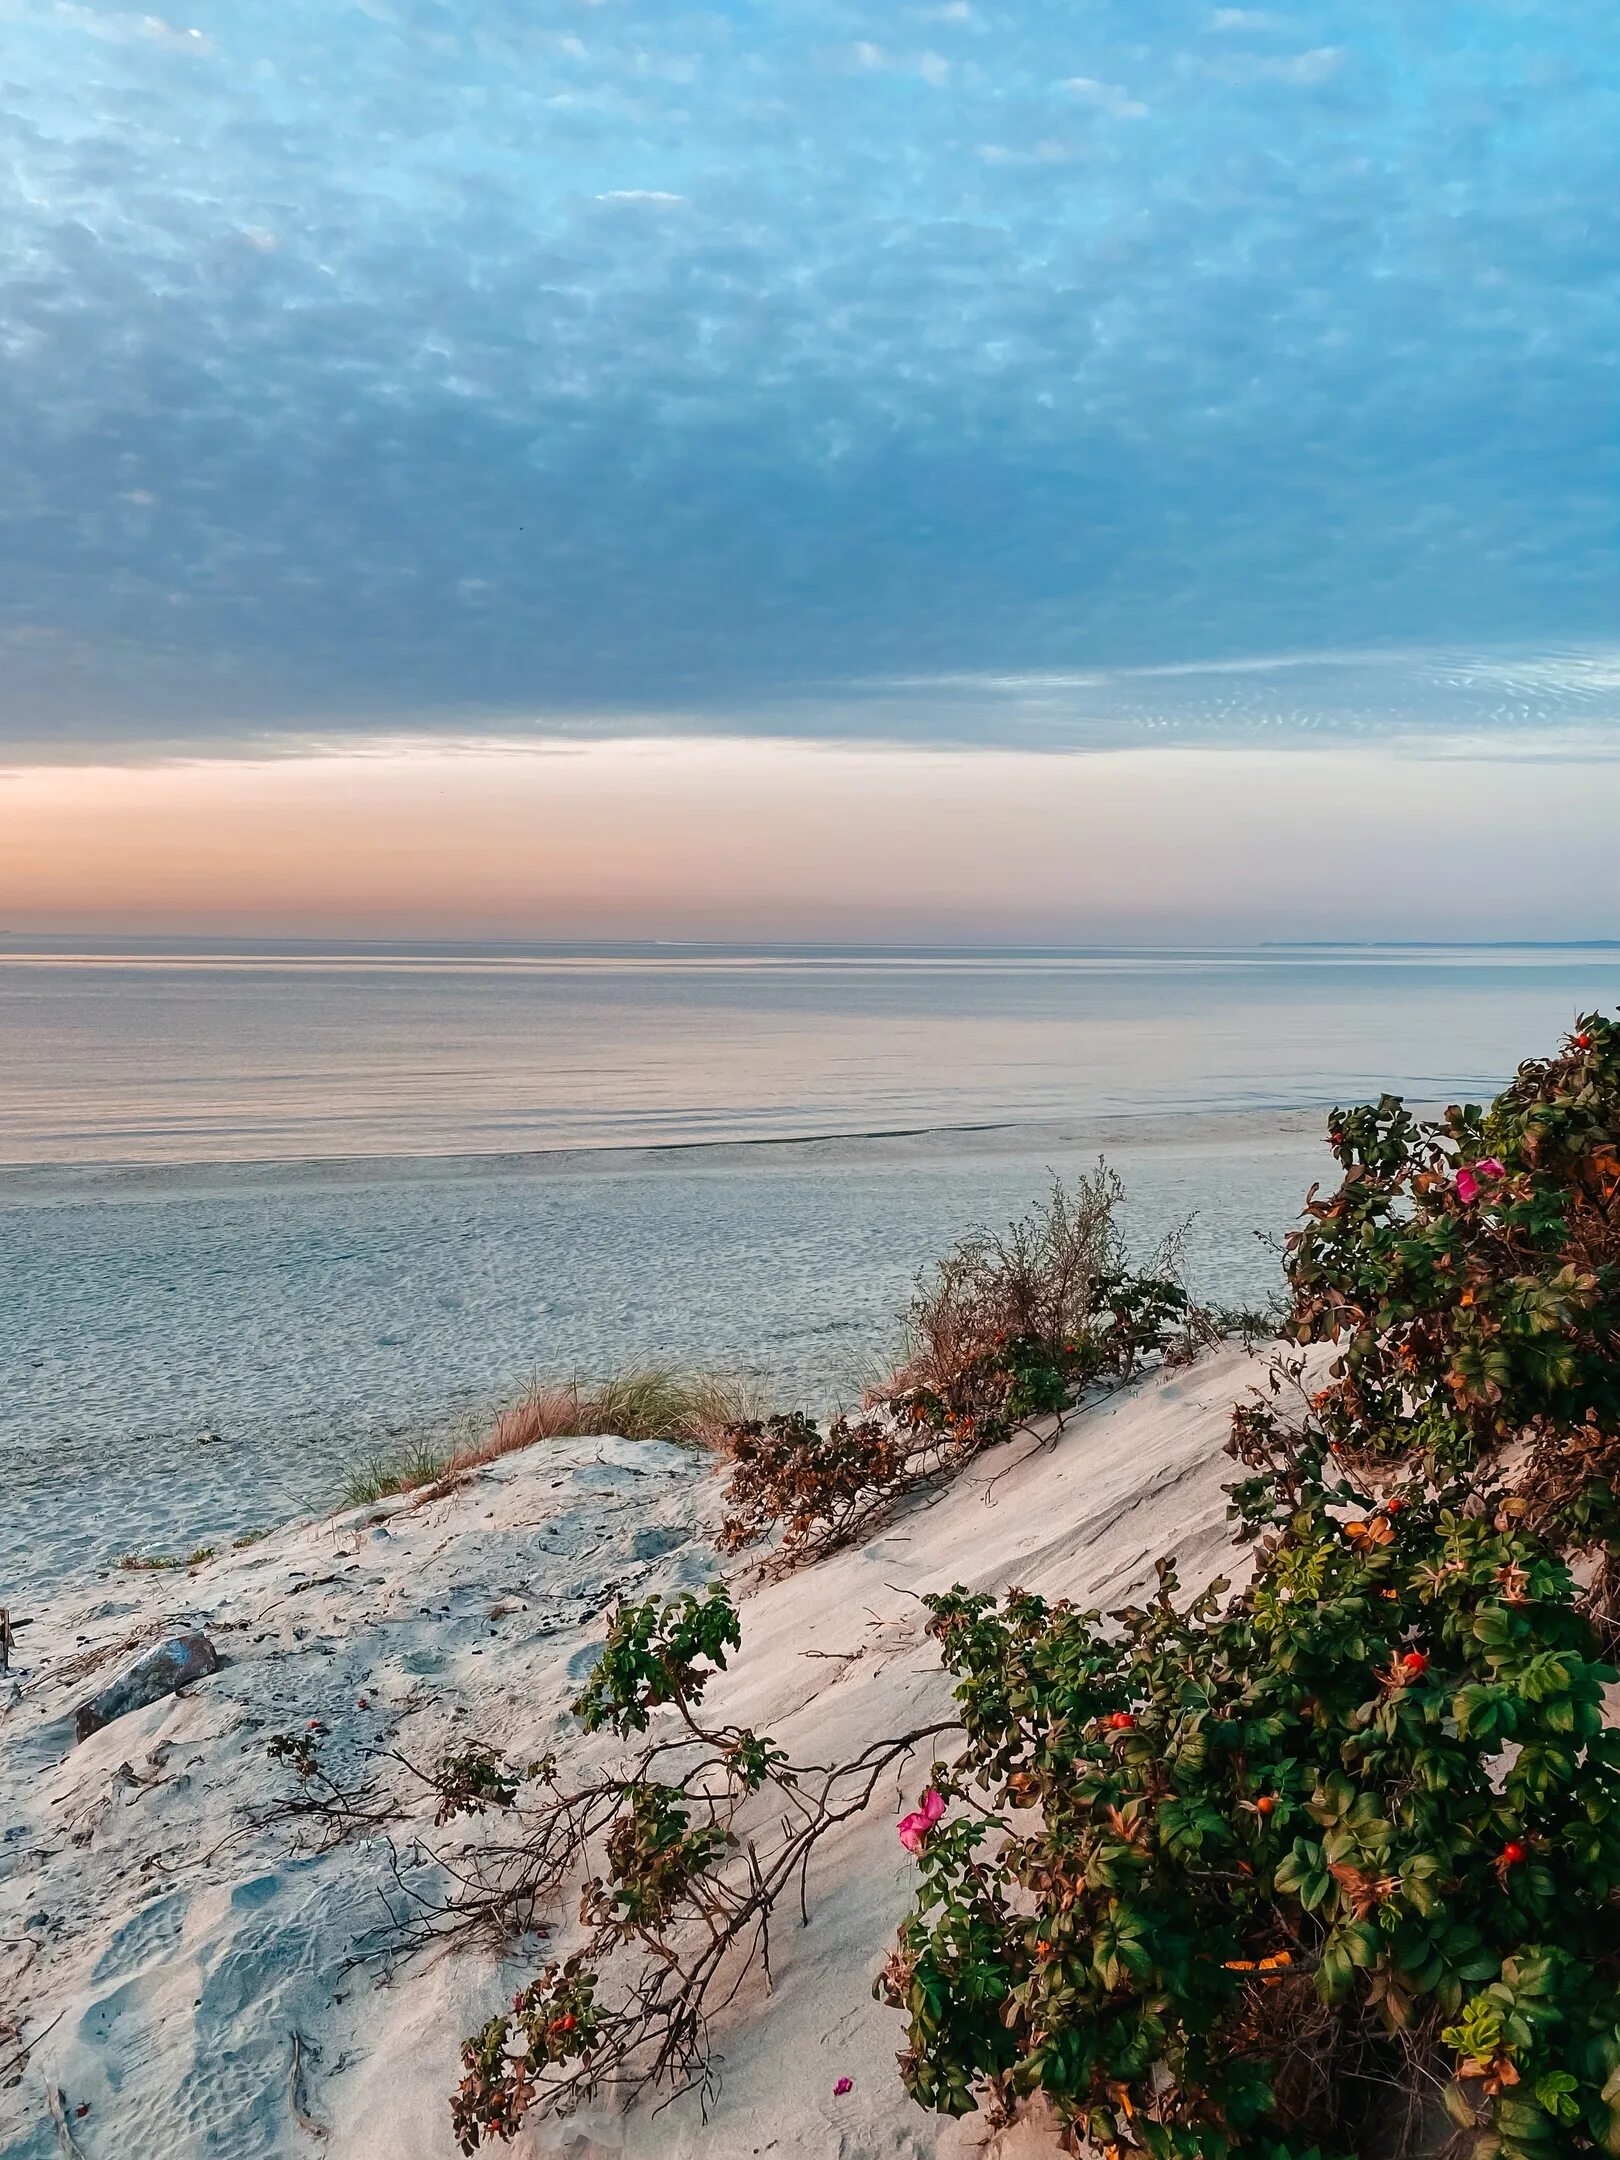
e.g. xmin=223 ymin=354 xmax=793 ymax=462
xmin=3 ymin=737 xmax=1617 ymax=942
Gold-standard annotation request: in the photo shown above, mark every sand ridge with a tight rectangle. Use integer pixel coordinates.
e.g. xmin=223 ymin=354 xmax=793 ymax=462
xmin=0 ymin=1346 xmax=1274 ymax=2159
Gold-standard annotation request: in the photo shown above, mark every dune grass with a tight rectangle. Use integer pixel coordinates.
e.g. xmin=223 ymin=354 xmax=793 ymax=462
xmin=339 ymin=1439 xmax=455 ymax=1508
xmin=117 ymin=1545 xmax=216 ymax=1571
xmin=338 ymin=1365 xmax=764 ymax=1510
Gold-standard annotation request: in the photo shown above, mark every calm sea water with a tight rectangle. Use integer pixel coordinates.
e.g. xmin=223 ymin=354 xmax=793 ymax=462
xmin=4 ymin=939 xmax=1618 ymax=1165
xmin=3 ymin=941 xmax=1617 ymax=1590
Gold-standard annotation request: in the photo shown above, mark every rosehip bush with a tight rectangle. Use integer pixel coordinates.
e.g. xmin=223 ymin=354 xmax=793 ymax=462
xmin=449 ymin=1583 xmax=953 ymax=2148
xmin=1284 ymin=1013 xmax=1620 ymax=1575
xmin=882 ymin=1451 xmax=1620 ymax=2158
xmin=433 ymin=1742 xmax=528 ymax=1826
xmin=571 ymin=1582 xmax=742 ymax=1736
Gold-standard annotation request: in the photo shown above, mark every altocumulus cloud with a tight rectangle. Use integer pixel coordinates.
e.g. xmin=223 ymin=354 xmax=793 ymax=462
xmin=0 ymin=0 xmax=1616 ymax=757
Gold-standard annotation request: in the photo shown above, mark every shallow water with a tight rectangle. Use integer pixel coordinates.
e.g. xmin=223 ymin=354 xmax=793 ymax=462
xmin=4 ymin=940 xmax=1617 ymax=1593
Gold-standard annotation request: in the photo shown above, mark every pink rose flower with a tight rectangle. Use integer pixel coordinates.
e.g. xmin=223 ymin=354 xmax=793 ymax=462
xmin=898 ymin=1787 xmax=946 ymax=1853
xmin=833 ymin=2077 xmax=853 ymax=2097
xmin=1456 ymin=1157 xmax=1506 ymax=1206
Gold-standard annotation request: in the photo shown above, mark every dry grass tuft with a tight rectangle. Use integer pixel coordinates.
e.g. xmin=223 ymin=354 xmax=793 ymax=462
xmin=338 ymin=1366 xmax=764 ymax=1510
xmin=874 ymin=1164 xmax=1143 ymax=1404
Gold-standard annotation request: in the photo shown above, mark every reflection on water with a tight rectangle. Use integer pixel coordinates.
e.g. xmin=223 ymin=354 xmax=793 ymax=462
xmin=3 ymin=940 xmax=1616 ymax=1167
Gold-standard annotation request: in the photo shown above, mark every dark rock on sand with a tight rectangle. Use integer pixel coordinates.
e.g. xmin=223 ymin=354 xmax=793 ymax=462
xmin=73 ymin=1633 xmax=220 ymax=1743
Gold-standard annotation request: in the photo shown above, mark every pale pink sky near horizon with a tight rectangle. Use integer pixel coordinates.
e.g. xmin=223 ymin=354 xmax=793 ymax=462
xmin=3 ymin=737 xmax=1617 ymax=943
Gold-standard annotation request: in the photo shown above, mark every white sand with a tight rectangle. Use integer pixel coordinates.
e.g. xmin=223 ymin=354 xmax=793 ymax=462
xmin=1 ymin=1346 xmax=1274 ymax=2159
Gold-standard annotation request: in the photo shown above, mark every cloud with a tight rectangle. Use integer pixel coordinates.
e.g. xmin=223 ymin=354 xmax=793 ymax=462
xmin=846 ymin=39 xmax=949 ymax=84
xmin=0 ymin=0 xmax=1614 ymax=761
xmin=977 ymin=139 xmax=1077 ymax=166
xmin=1194 ymin=44 xmax=1346 ymax=85
xmin=1058 ymin=75 xmax=1148 ymax=117
xmin=44 ymin=2 xmax=213 ymax=49
xmin=830 ymin=646 xmax=1620 ymax=756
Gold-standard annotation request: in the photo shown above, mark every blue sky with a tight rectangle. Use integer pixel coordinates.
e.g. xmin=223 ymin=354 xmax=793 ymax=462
xmin=2 ymin=0 xmax=1616 ymax=758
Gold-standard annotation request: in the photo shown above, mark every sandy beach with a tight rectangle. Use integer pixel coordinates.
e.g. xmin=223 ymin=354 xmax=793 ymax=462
xmin=0 ymin=1345 xmax=1272 ymax=2160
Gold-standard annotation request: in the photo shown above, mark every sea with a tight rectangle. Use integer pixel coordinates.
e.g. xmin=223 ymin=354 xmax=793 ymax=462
xmin=4 ymin=938 xmax=1617 ymax=1589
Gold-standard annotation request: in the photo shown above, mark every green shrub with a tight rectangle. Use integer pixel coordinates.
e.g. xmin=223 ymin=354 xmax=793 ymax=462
xmin=571 ymin=1581 xmax=742 ymax=1737
xmin=447 ymin=1583 xmax=952 ymax=2150
xmin=1282 ymin=1012 xmax=1620 ymax=1577
xmin=885 ymin=1015 xmax=1620 ymax=2156
xmin=882 ymin=1454 xmax=1620 ymax=2157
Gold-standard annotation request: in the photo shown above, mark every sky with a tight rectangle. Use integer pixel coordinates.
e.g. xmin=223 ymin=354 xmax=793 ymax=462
xmin=8 ymin=739 xmax=1620 ymax=944
xmin=2 ymin=0 xmax=1617 ymax=935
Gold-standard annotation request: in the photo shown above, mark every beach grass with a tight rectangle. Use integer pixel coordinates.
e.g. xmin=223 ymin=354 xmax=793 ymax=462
xmin=339 ymin=1440 xmax=454 ymax=1508
xmin=338 ymin=1365 xmax=764 ymax=1509
xmin=117 ymin=1545 xmax=217 ymax=1571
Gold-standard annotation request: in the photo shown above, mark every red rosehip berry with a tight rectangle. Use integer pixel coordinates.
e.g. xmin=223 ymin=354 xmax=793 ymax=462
xmin=1384 ymin=1497 xmax=1404 ymax=1516
xmin=1501 ymin=1840 xmax=1526 ymax=1865
xmin=1400 ymin=1650 xmax=1428 ymax=1676
xmin=1105 ymin=1711 xmax=1136 ymax=1730
xmin=1576 ymin=1032 xmax=1592 ymax=1049
xmin=1255 ymin=1794 xmax=1277 ymax=1816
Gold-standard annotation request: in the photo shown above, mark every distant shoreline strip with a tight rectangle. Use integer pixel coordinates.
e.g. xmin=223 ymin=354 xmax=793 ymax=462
xmin=0 ymin=1101 xmax=1372 ymax=1206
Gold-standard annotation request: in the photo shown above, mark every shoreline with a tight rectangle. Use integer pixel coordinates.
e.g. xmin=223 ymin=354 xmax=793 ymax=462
xmin=4 ymin=1114 xmax=1329 ymax=1601
xmin=0 ymin=1101 xmax=1348 ymax=1205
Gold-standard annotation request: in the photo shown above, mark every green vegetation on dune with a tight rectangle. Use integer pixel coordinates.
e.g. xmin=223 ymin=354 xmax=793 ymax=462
xmin=882 ymin=1011 xmax=1620 ymax=2159
xmin=277 ymin=1012 xmax=1620 ymax=2160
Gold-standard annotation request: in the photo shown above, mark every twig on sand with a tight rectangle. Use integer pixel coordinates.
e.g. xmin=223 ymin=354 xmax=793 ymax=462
xmin=43 ymin=2081 xmax=87 ymax=2159
xmin=287 ymin=2030 xmax=328 ymax=2140
xmin=13 ymin=1621 xmax=166 ymax=1703
xmin=0 ymin=2000 xmax=59 ymax=2085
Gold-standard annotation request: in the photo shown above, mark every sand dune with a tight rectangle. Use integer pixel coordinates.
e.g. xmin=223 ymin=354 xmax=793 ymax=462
xmin=0 ymin=1346 xmax=1272 ymax=2159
